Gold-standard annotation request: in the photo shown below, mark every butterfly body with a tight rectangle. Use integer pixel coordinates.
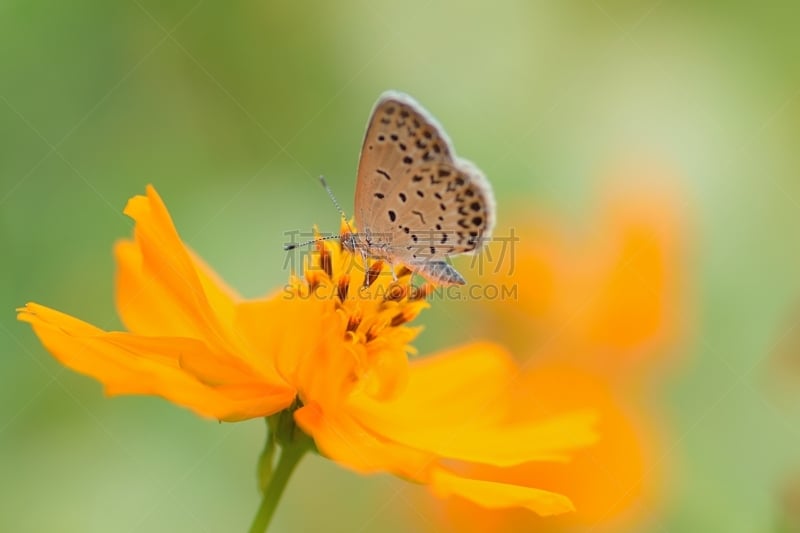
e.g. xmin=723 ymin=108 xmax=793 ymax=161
xmin=347 ymin=91 xmax=495 ymax=286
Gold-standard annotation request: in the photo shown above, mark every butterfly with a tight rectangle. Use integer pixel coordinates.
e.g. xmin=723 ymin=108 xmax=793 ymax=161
xmin=343 ymin=91 xmax=495 ymax=286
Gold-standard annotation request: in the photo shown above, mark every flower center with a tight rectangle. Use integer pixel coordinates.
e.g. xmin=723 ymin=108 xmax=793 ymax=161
xmin=285 ymin=231 xmax=432 ymax=402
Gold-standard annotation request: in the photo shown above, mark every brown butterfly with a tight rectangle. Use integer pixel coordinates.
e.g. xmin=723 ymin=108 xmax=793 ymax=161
xmin=342 ymin=91 xmax=495 ymax=285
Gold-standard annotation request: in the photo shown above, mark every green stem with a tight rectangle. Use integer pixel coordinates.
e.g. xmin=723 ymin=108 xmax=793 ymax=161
xmin=257 ymin=418 xmax=277 ymax=493
xmin=248 ymin=442 xmax=307 ymax=533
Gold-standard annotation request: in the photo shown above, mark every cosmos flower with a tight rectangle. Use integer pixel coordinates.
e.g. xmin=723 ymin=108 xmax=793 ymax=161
xmin=18 ymin=186 xmax=602 ymax=523
xmin=473 ymin=177 xmax=686 ymax=374
xmin=423 ymin=172 xmax=687 ymax=532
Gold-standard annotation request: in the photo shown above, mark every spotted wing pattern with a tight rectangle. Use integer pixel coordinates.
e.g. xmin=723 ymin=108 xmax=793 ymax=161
xmin=352 ymin=91 xmax=495 ymax=284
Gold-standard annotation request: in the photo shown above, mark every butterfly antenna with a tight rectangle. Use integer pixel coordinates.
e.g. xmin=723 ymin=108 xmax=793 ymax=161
xmin=283 ymin=177 xmax=359 ymax=251
xmin=319 ymin=175 xmax=357 ymax=237
xmin=283 ymin=234 xmax=339 ymax=251
xmin=319 ymin=176 xmax=347 ymax=219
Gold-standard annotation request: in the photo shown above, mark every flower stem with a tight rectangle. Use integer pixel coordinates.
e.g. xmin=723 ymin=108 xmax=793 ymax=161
xmin=257 ymin=418 xmax=277 ymax=493
xmin=248 ymin=442 xmax=307 ymax=533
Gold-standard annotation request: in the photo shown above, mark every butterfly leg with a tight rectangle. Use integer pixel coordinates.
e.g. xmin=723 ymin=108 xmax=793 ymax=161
xmin=360 ymin=251 xmax=369 ymax=287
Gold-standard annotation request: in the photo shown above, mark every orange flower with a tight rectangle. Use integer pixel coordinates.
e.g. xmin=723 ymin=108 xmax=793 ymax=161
xmin=431 ymin=363 xmax=660 ymax=532
xmin=18 ymin=185 xmax=602 ymax=515
xmin=476 ymin=178 xmax=686 ymax=375
xmin=422 ymin=173 xmax=687 ymax=531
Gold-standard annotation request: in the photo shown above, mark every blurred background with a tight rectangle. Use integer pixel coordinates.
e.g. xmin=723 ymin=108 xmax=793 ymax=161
xmin=3 ymin=1 xmax=800 ymax=532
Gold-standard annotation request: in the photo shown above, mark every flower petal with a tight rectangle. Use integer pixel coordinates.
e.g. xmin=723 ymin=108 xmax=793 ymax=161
xmin=435 ymin=363 xmax=655 ymax=531
xmin=477 ymin=178 xmax=685 ymax=372
xmin=236 ymin=295 xmax=357 ymax=404
xmin=294 ymin=402 xmax=434 ymax=479
xmin=430 ymin=467 xmax=576 ymax=516
xmin=114 ymin=185 xmax=239 ymax=346
xmin=113 ymin=186 xmax=289 ymax=385
xmin=18 ymin=303 xmax=295 ymax=421
xmin=574 ymin=185 xmax=684 ymax=359
xmin=509 ymin=364 xmax=653 ymax=523
xmin=350 ymin=343 xmax=598 ymax=466
xmin=352 ymin=342 xmax=517 ymax=428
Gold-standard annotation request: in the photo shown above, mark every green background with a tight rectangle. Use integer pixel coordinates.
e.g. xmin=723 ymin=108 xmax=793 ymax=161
xmin=3 ymin=1 xmax=800 ymax=531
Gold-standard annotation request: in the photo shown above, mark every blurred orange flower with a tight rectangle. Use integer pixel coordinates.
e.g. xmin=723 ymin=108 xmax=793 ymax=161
xmin=18 ymin=185 xmax=605 ymax=515
xmin=425 ymin=171 xmax=687 ymax=531
xmin=476 ymin=178 xmax=686 ymax=375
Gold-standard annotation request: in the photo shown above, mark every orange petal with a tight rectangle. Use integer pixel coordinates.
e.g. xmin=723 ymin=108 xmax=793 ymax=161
xmin=430 ymin=467 xmax=576 ymax=516
xmin=437 ymin=363 xmax=654 ymax=531
xmin=114 ymin=186 xmax=240 ymax=348
xmin=350 ymin=343 xmax=598 ymax=466
xmin=294 ymin=402 xmax=434 ymax=479
xmin=113 ymin=186 xmax=287 ymax=384
xmin=511 ymin=364 xmax=653 ymax=524
xmin=427 ymin=411 xmax=597 ymax=467
xmin=18 ymin=303 xmax=295 ymax=421
xmin=236 ymin=295 xmax=354 ymax=402
xmin=359 ymin=343 xmax=410 ymax=402
xmin=574 ymin=185 xmax=684 ymax=360
xmin=477 ymin=176 xmax=686 ymax=371
xmin=351 ymin=342 xmax=517 ymax=427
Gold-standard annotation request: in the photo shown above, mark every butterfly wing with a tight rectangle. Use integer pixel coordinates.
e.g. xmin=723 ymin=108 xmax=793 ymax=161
xmin=354 ymin=91 xmax=495 ymax=271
